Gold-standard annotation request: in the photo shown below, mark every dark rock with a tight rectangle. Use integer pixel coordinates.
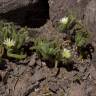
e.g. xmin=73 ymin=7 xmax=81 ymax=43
xmin=48 ymin=82 xmax=59 ymax=93
xmin=89 ymin=65 xmax=96 ymax=80
xmin=32 ymin=69 xmax=46 ymax=82
xmin=68 ymin=83 xmax=85 ymax=96
xmin=36 ymin=59 xmax=42 ymax=66
xmin=6 ymin=66 xmax=35 ymax=96
xmin=85 ymin=80 xmax=96 ymax=96
xmin=49 ymin=0 xmax=96 ymax=39
xmin=84 ymin=0 xmax=96 ymax=35
xmin=0 ymin=83 xmax=7 ymax=96
xmin=58 ymin=79 xmax=71 ymax=90
xmin=28 ymin=54 xmax=37 ymax=67
xmin=49 ymin=0 xmax=90 ymax=23
xmin=0 ymin=0 xmax=49 ymax=27
xmin=0 ymin=0 xmax=39 ymax=13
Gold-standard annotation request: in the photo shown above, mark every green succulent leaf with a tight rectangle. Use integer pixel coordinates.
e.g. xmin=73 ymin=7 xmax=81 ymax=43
xmin=0 ymin=21 xmax=29 ymax=60
xmin=75 ymin=31 xmax=88 ymax=47
xmin=57 ymin=15 xmax=76 ymax=32
xmin=31 ymin=39 xmax=59 ymax=60
xmin=7 ymin=49 xmax=26 ymax=60
xmin=0 ymin=45 xmax=4 ymax=58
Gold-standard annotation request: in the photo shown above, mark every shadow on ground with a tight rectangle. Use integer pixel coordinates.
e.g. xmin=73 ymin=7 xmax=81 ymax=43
xmin=0 ymin=0 xmax=49 ymax=28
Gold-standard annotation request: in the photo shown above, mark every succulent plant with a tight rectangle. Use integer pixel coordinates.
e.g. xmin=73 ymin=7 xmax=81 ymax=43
xmin=57 ymin=15 xmax=76 ymax=32
xmin=7 ymin=49 xmax=26 ymax=60
xmin=0 ymin=45 xmax=4 ymax=58
xmin=31 ymin=39 xmax=59 ymax=61
xmin=61 ymin=48 xmax=71 ymax=59
xmin=3 ymin=38 xmax=15 ymax=48
xmin=31 ymin=38 xmax=73 ymax=67
xmin=75 ymin=31 xmax=88 ymax=47
xmin=57 ymin=15 xmax=91 ymax=61
xmin=0 ymin=21 xmax=29 ymax=60
xmin=60 ymin=17 xmax=69 ymax=25
xmin=57 ymin=16 xmax=69 ymax=32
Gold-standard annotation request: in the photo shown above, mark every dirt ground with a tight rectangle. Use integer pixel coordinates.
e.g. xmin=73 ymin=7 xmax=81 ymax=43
xmin=0 ymin=20 xmax=96 ymax=96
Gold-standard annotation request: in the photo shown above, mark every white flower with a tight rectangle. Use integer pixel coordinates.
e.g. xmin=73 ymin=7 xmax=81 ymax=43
xmin=60 ymin=17 xmax=69 ymax=25
xmin=62 ymin=48 xmax=71 ymax=59
xmin=3 ymin=38 xmax=15 ymax=48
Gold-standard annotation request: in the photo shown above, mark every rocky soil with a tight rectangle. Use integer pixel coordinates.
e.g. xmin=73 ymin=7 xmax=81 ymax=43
xmin=0 ymin=0 xmax=96 ymax=96
xmin=0 ymin=21 xmax=95 ymax=96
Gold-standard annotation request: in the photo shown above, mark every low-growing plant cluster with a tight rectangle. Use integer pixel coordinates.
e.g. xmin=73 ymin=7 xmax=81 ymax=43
xmin=57 ymin=15 xmax=93 ymax=59
xmin=30 ymin=38 xmax=72 ymax=67
xmin=0 ymin=18 xmax=93 ymax=67
xmin=0 ymin=21 xmax=29 ymax=60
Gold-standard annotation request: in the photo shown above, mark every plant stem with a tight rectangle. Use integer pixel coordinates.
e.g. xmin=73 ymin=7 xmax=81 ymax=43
xmin=7 ymin=49 xmax=26 ymax=60
xmin=55 ymin=60 xmax=58 ymax=68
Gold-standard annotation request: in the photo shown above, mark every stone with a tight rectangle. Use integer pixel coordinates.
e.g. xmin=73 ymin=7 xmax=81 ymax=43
xmin=49 ymin=0 xmax=89 ymax=24
xmin=49 ymin=0 xmax=96 ymax=38
xmin=0 ymin=0 xmax=39 ymax=13
xmin=0 ymin=0 xmax=49 ymax=27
